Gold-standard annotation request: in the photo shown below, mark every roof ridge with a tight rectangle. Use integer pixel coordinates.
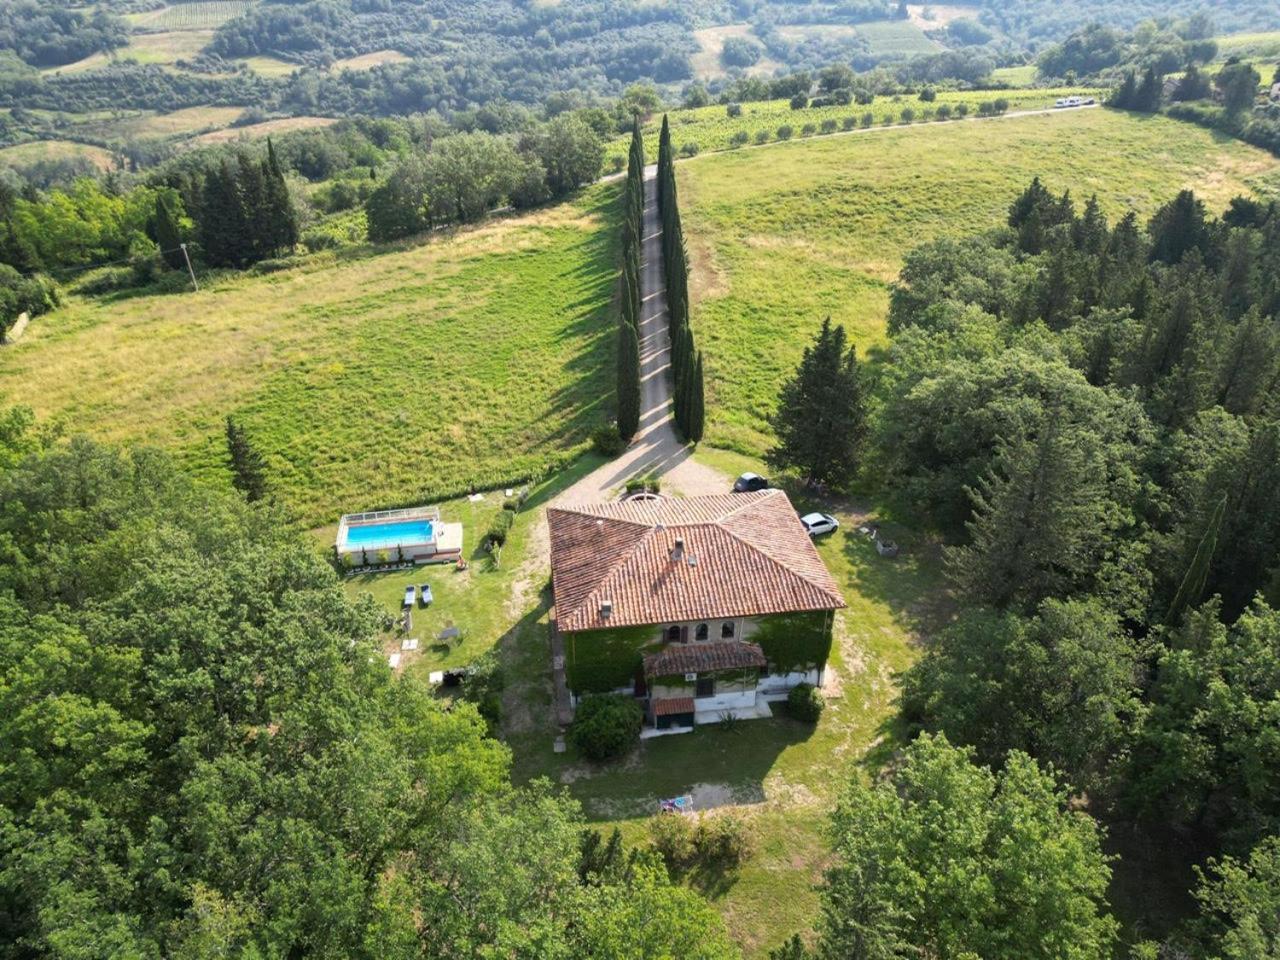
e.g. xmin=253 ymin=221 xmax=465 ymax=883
xmin=547 ymin=504 xmax=654 ymax=529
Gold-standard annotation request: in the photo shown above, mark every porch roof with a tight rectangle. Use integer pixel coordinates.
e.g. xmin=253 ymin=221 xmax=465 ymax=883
xmin=653 ymin=697 xmax=696 ymax=717
xmin=644 ymin=641 xmax=767 ymax=678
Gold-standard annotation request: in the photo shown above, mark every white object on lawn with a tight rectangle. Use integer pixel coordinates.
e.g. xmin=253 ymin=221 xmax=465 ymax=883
xmin=388 ymin=653 xmax=401 ymax=668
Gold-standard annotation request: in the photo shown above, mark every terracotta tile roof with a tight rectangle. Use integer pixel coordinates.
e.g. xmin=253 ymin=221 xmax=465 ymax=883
xmin=644 ymin=641 xmax=768 ymax=677
xmin=549 ymin=490 xmax=845 ymax=633
xmin=653 ymin=697 xmax=695 ymax=717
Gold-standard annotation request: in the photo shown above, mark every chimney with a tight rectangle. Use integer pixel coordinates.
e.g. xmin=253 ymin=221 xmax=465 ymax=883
xmin=671 ymin=537 xmax=684 ymax=562
xmin=600 ymin=599 xmax=612 ymax=619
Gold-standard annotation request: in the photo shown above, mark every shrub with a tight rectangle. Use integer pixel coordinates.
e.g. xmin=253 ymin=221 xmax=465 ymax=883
xmin=729 ymin=130 xmax=750 ymax=148
xmin=754 ymin=129 xmax=770 ymax=144
xmin=900 ymin=107 xmax=916 ymax=123
xmin=861 ymin=111 xmax=875 ymax=127
xmin=570 ymin=694 xmax=642 ymax=761
xmin=801 ymin=123 xmax=816 ymax=136
xmin=697 ymin=813 xmax=751 ymax=867
xmin=248 ymin=257 xmax=295 ymax=276
xmin=726 ymin=102 xmax=742 ymax=118
xmin=993 ymin=97 xmax=1009 ymax=113
xmin=609 ymin=154 xmax=625 ymax=173
xmin=624 ymin=473 xmax=661 ymax=495
xmin=302 ymin=228 xmax=341 ymax=252
xmin=484 ymin=507 xmax=516 ymax=549
xmin=920 ymin=107 xmax=934 ymax=121
xmin=882 ymin=113 xmax=895 ymax=125
xmin=842 ymin=116 xmax=857 ymax=130
xmin=787 ymin=682 xmax=824 ymax=722
xmin=649 ymin=813 xmax=697 ymax=871
xmin=820 ymin=119 xmax=838 ymax=134
xmin=648 ymin=812 xmax=752 ymax=875
xmin=855 ymin=89 xmax=875 ymax=105
xmin=461 ymin=649 xmax=504 ymax=725
xmin=679 ymin=142 xmax=699 ymax=157
xmin=919 ymin=86 xmax=937 ymax=102
xmin=955 ymin=102 xmax=969 ymax=117
xmin=591 ymin=424 xmax=625 ymax=457
xmin=776 ymin=124 xmax=794 ymax=140
xmin=789 ymin=93 xmax=808 ymax=110
xmin=935 ymin=104 xmax=952 ymax=120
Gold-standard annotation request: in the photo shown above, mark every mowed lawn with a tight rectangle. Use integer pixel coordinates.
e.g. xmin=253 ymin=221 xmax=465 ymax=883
xmin=677 ymin=107 xmax=1280 ymax=454
xmin=0 ymin=188 xmax=619 ymax=526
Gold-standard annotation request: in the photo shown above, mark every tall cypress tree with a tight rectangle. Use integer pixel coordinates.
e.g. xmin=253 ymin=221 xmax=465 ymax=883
xmin=687 ymin=350 xmax=705 ymax=444
xmin=264 ymin=139 xmax=298 ymax=256
xmin=617 ymin=318 xmax=641 ymax=442
xmin=225 ymin=415 xmax=268 ymax=502
xmin=200 ymin=161 xmax=243 ymax=268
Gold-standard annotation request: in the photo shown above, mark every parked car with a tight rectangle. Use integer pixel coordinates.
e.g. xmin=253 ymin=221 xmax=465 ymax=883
xmin=800 ymin=512 xmax=839 ymax=537
xmin=733 ymin=472 xmax=769 ymax=492
xmin=403 ymin=585 xmax=416 ymax=607
xmin=420 ymin=583 xmax=433 ymax=607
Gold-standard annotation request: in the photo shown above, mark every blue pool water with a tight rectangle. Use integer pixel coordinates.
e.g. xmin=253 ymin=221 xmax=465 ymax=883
xmin=343 ymin=519 xmax=434 ymax=551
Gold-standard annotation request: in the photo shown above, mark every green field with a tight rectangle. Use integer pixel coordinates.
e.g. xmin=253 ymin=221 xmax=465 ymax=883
xmin=0 ymin=190 xmax=619 ymax=527
xmin=607 ymin=86 xmax=1104 ymax=163
xmin=854 ymin=18 xmax=939 ymax=56
xmin=127 ymin=1 xmax=255 ymax=32
xmin=0 ymin=139 xmax=116 ymax=171
xmin=1214 ymin=29 xmax=1280 ymax=59
xmin=675 ymin=107 xmax=1280 ymax=454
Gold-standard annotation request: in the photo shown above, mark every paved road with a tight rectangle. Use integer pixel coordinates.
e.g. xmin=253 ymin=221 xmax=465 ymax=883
xmin=555 ymin=164 xmax=728 ymax=505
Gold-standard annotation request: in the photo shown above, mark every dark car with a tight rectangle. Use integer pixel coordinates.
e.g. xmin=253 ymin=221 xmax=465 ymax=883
xmin=732 ymin=472 xmax=769 ymax=493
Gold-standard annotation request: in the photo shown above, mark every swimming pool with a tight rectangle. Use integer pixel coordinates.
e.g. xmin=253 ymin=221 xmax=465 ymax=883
xmin=341 ymin=518 xmax=435 ymax=551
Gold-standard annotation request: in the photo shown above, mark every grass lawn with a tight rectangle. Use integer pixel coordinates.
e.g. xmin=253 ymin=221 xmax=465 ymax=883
xmin=0 ymin=187 xmax=620 ymax=527
xmin=675 ymin=107 xmax=1280 ymax=454
xmin=508 ymin=446 xmax=947 ymax=957
xmin=991 ymin=63 xmax=1038 ymax=85
xmin=193 ymin=116 xmax=337 ymax=144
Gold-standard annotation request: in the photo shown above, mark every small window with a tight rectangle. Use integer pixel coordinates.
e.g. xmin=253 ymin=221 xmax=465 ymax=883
xmin=666 ymin=625 xmax=681 ymax=643
xmin=695 ymin=675 xmax=715 ymax=698
xmin=695 ymin=623 xmax=709 ymax=641
xmin=721 ymin=621 xmax=735 ymax=639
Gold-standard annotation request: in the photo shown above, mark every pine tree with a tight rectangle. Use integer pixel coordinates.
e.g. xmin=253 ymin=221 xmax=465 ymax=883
xmin=1134 ymin=67 xmax=1163 ymax=112
xmin=152 ymin=194 xmax=185 ymax=271
xmin=767 ymin=318 xmax=867 ymax=488
xmin=225 ymin=415 xmax=267 ymax=501
xmin=1167 ymin=493 xmax=1227 ymax=625
xmin=616 ymin=318 xmax=641 ymax=442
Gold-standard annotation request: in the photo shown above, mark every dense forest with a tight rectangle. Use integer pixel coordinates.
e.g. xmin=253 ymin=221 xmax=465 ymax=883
xmin=871 ymin=181 xmax=1280 ymax=956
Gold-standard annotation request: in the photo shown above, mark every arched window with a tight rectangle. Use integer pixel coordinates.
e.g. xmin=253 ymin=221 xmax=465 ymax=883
xmin=721 ymin=621 xmax=735 ymax=639
xmin=695 ymin=622 xmax=709 ymax=641
xmin=667 ymin=625 xmax=681 ymax=643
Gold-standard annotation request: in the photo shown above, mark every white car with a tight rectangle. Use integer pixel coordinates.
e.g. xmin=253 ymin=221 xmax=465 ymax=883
xmin=800 ymin=512 xmax=839 ymax=537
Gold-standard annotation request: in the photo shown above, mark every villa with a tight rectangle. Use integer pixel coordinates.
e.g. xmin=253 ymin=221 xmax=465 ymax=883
xmin=335 ymin=505 xmax=464 ymax=566
xmin=548 ymin=490 xmax=845 ymax=733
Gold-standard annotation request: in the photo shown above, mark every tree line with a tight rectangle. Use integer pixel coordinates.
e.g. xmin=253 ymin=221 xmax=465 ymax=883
xmin=657 ymin=114 xmax=704 ymax=444
xmin=799 ymin=178 xmax=1280 ymax=958
xmin=614 ymin=120 xmax=644 ymax=444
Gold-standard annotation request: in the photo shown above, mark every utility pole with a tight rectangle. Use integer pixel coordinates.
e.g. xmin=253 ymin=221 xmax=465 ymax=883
xmin=179 ymin=243 xmax=198 ymax=292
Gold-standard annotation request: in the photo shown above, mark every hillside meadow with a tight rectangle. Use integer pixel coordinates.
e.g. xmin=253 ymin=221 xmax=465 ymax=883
xmin=606 ymin=86 xmax=1104 ymax=164
xmin=0 ymin=188 xmax=619 ymax=527
xmin=677 ymin=107 xmax=1280 ymax=453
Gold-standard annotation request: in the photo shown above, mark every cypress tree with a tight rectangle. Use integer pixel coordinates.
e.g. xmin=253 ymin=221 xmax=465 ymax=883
xmin=264 ymin=139 xmax=298 ymax=256
xmin=687 ymin=350 xmax=705 ymax=444
xmin=225 ymin=415 xmax=268 ymax=502
xmin=617 ymin=318 xmax=641 ymax=442
xmin=200 ymin=161 xmax=242 ymax=268
xmin=152 ymin=194 xmax=185 ymax=271
xmin=1110 ymin=70 xmax=1138 ymax=109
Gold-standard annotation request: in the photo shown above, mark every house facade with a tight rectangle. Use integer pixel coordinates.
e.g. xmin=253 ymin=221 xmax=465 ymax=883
xmin=548 ymin=490 xmax=845 ymax=733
